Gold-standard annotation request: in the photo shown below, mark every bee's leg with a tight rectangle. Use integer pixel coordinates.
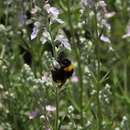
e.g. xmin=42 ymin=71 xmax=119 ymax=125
xmin=58 ymin=80 xmax=66 ymax=88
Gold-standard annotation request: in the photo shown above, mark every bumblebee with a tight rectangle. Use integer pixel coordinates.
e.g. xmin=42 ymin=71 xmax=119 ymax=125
xmin=51 ymin=58 xmax=74 ymax=84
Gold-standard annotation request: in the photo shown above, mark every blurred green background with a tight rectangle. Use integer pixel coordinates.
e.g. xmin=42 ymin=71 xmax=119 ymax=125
xmin=0 ymin=0 xmax=130 ymax=130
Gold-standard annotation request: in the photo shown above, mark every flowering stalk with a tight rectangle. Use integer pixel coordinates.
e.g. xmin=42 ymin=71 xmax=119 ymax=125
xmin=55 ymin=82 xmax=65 ymax=130
xmin=93 ymin=5 xmax=103 ymax=130
xmin=48 ymin=25 xmax=59 ymax=130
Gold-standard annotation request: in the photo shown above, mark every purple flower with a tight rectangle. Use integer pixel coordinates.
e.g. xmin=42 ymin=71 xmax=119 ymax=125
xmin=28 ymin=110 xmax=38 ymax=120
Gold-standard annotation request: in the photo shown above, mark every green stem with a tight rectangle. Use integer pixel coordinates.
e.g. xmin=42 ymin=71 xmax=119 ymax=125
xmin=48 ymin=25 xmax=57 ymax=58
xmin=67 ymin=1 xmax=84 ymax=126
xmin=123 ymin=63 xmax=127 ymax=95
xmin=48 ymin=25 xmax=59 ymax=130
xmin=55 ymin=86 xmax=59 ymax=130
xmin=96 ymin=80 xmax=102 ymax=130
xmin=47 ymin=21 xmax=59 ymax=130
xmin=93 ymin=6 xmax=103 ymax=130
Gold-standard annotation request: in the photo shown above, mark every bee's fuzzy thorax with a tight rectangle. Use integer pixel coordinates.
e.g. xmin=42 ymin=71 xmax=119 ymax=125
xmin=63 ymin=64 xmax=74 ymax=72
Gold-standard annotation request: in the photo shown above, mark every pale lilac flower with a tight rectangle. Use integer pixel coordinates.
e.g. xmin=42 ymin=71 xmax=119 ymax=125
xmin=28 ymin=110 xmax=38 ymax=120
xmin=18 ymin=11 xmax=26 ymax=27
xmin=55 ymin=31 xmax=71 ymax=50
xmin=40 ymin=30 xmax=51 ymax=44
xmin=31 ymin=27 xmax=38 ymax=40
xmin=100 ymin=35 xmax=110 ymax=43
xmin=44 ymin=4 xmax=59 ymax=17
xmin=48 ymin=7 xmax=60 ymax=17
xmin=71 ymin=76 xmax=79 ymax=83
xmin=45 ymin=105 xmax=56 ymax=112
xmin=44 ymin=4 xmax=64 ymax=24
xmin=31 ymin=22 xmax=40 ymax=40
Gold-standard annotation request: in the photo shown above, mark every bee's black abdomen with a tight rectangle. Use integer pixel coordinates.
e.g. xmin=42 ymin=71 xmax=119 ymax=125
xmin=51 ymin=68 xmax=65 ymax=82
xmin=64 ymin=69 xmax=74 ymax=78
xmin=51 ymin=57 xmax=74 ymax=83
xmin=51 ymin=67 xmax=73 ymax=83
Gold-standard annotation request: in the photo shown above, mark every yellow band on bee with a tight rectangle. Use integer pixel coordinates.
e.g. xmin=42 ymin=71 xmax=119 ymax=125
xmin=64 ymin=64 xmax=74 ymax=72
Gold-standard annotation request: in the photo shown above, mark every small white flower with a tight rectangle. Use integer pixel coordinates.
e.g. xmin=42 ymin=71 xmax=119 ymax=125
xmin=101 ymin=19 xmax=111 ymax=31
xmin=105 ymin=83 xmax=111 ymax=89
xmin=86 ymin=120 xmax=91 ymax=127
xmin=40 ymin=115 xmax=45 ymax=119
xmin=0 ymin=24 xmax=6 ymax=32
xmin=104 ymin=97 xmax=110 ymax=104
xmin=0 ymin=84 xmax=4 ymax=89
xmin=122 ymin=22 xmax=130 ymax=39
xmin=80 ymin=37 xmax=86 ymax=43
xmin=68 ymin=105 xmax=74 ymax=113
xmin=105 ymin=12 xmax=116 ymax=19
xmin=46 ymin=105 xmax=56 ymax=112
xmin=97 ymin=0 xmax=107 ymax=8
xmin=122 ymin=116 xmax=127 ymax=121
xmin=2 ymin=65 xmax=7 ymax=70
xmin=102 ymin=121 xmax=106 ymax=125
xmin=115 ymin=127 xmax=120 ymax=130
xmin=100 ymin=35 xmax=111 ymax=43
xmin=80 ymin=0 xmax=95 ymax=9
xmin=121 ymin=115 xmax=128 ymax=127
xmin=23 ymin=64 xmax=31 ymax=72
xmin=90 ymin=89 xmax=97 ymax=95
